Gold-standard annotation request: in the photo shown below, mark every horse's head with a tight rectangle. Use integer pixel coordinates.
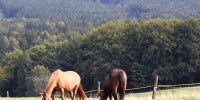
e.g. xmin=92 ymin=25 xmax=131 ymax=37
xmin=42 ymin=92 xmax=51 ymax=100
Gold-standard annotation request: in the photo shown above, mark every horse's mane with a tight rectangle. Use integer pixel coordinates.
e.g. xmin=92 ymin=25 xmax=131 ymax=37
xmin=44 ymin=69 xmax=61 ymax=91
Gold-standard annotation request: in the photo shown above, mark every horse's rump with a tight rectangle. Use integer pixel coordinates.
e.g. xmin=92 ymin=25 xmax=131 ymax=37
xmin=101 ymin=68 xmax=127 ymax=100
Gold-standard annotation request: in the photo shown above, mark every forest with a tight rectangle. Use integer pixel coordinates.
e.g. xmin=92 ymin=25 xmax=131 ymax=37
xmin=0 ymin=0 xmax=200 ymax=97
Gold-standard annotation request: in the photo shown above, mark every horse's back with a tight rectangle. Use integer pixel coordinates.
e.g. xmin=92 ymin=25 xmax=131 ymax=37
xmin=58 ymin=70 xmax=81 ymax=90
xmin=110 ymin=68 xmax=127 ymax=81
xmin=54 ymin=70 xmax=80 ymax=82
xmin=63 ymin=71 xmax=81 ymax=83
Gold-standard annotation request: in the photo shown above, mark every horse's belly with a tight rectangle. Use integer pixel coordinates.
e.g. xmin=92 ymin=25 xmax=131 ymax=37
xmin=64 ymin=87 xmax=72 ymax=92
xmin=58 ymin=81 xmax=76 ymax=91
xmin=54 ymin=87 xmax=60 ymax=91
xmin=54 ymin=85 xmax=73 ymax=92
xmin=64 ymin=83 xmax=76 ymax=91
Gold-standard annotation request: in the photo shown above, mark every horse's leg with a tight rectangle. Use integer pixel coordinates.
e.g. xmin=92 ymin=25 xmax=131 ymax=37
xmin=108 ymin=89 xmax=112 ymax=100
xmin=60 ymin=89 xmax=65 ymax=100
xmin=109 ymin=93 xmax=112 ymax=100
xmin=72 ymin=86 xmax=79 ymax=100
xmin=69 ymin=91 xmax=73 ymax=100
xmin=119 ymin=89 xmax=125 ymax=100
xmin=112 ymin=89 xmax=118 ymax=100
xmin=51 ymin=90 xmax=56 ymax=100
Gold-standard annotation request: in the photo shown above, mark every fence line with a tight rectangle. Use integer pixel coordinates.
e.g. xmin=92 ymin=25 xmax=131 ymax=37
xmin=84 ymin=90 xmax=100 ymax=94
xmin=37 ymin=82 xmax=200 ymax=98
xmin=84 ymin=82 xmax=200 ymax=94
xmin=126 ymin=86 xmax=153 ymax=91
xmin=85 ymin=85 xmax=153 ymax=94
xmin=158 ymin=83 xmax=200 ymax=88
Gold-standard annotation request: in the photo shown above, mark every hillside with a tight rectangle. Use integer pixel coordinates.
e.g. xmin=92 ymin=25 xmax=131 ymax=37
xmin=1 ymin=0 xmax=200 ymax=32
xmin=0 ymin=18 xmax=200 ymax=97
xmin=0 ymin=0 xmax=200 ymax=97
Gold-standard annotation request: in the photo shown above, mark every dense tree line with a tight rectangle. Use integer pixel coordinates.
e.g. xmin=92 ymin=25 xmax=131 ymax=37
xmin=1 ymin=0 xmax=200 ymax=33
xmin=0 ymin=18 xmax=74 ymax=61
xmin=0 ymin=18 xmax=200 ymax=97
xmin=0 ymin=0 xmax=200 ymax=97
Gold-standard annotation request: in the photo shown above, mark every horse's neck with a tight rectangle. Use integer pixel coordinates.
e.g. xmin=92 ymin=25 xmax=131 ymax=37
xmin=45 ymin=78 xmax=57 ymax=94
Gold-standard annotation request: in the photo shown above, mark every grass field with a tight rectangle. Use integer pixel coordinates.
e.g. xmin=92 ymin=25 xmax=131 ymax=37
xmin=1 ymin=86 xmax=200 ymax=100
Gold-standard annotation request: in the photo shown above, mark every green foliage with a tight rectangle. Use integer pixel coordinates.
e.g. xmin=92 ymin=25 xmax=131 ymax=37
xmin=0 ymin=18 xmax=200 ymax=96
xmin=0 ymin=50 xmax=32 ymax=96
xmin=27 ymin=44 xmax=48 ymax=66
xmin=0 ymin=0 xmax=200 ymax=97
xmin=26 ymin=65 xmax=50 ymax=96
xmin=129 ymin=62 xmax=147 ymax=87
xmin=0 ymin=66 xmax=6 ymax=84
xmin=1 ymin=0 xmax=200 ymax=33
xmin=0 ymin=35 xmax=9 ymax=60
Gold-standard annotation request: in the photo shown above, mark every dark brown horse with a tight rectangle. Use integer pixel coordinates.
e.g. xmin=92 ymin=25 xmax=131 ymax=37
xmin=100 ymin=68 xmax=127 ymax=100
xmin=42 ymin=69 xmax=86 ymax=100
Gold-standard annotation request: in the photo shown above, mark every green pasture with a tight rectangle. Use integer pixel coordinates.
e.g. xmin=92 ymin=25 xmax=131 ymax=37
xmin=1 ymin=86 xmax=200 ymax=100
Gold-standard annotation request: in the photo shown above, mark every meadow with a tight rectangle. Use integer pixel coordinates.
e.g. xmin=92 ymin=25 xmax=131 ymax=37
xmin=0 ymin=86 xmax=200 ymax=100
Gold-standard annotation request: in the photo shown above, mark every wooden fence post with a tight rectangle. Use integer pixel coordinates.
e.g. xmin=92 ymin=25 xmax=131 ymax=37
xmin=97 ymin=81 xmax=100 ymax=98
xmin=152 ymin=75 xmax=159 ymax=99
xmin=6 ymin=91 xmax=9 ymax=97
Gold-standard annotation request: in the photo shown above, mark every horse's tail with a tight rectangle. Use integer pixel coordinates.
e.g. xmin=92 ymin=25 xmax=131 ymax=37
xmin=77 ymin=84 xmax=87 ymax=100
xmin=118 ymin=71 xmax=126 ymax=99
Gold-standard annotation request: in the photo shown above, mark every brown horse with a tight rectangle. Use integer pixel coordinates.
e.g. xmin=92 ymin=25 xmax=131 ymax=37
xmin=42 ymin=69 xmax=86 ymax=100
xmin=100 ymin=68 xmax=127 ymax=100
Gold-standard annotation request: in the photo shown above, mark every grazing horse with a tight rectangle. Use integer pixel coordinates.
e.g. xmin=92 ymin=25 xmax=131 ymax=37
xmin=100 ymin=68 xmax=127 ymax=100
xmin=42 ymin=69 xmax=86 ymax=100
